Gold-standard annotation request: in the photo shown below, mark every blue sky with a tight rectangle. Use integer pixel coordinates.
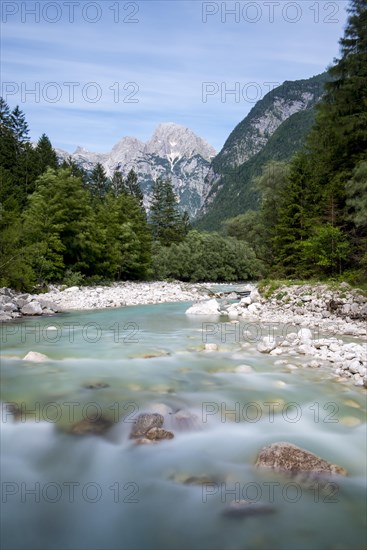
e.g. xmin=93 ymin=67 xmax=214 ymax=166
xmin=1 ymin=0 xmax=349 ymax=153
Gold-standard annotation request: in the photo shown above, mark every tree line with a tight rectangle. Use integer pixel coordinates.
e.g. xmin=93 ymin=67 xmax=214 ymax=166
xmin=224 ymin=0 xmax=366 ymax=283
xmin=0 ymin=100 xmax=262 ymax=289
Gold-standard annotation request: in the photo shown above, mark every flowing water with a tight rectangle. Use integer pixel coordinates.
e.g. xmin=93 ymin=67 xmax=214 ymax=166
xmin=0 ymin=299 xmax=366 ymax=550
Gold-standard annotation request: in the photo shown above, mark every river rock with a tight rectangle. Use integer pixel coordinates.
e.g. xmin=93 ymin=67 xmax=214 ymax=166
xmin=173 ymin=409 xmax=200 ymax=431
xmin=23 ymin=351 xmax=49 ymax=362
xmin=38 ymin=298 xmax=59 ymax=312
xmin=185 ymin=299 xmax=220 ymax=315
xmin=3 ymin=302 xmax=18 ymax=312
xmin=222 ymin=500 xmax=276 ymax=519
xmin=0 ymin=313 xmax=12 ymax=321
xmin=255 ymin=442 xmax=347 ymax=476
xmin=69 ymin=416 xmax=114 ymax=435
xmin=249 ymin=289 xmax=261 ymax=303
xmin=21 ymin=301 xmax=43 ymax=315
xmin=257 ymin=336 xmax=277 ymax=353
xmin=129 ymin=413 xmax=164 ymax=439
xmin=145 ymin=427 xmax=174 ymax=440
xmin=298 ymin=328 xmax=313 ymax=343
xmin=82 ymin=382 xmax=110 ymax=389
xmin=204 ymin=343 xmax=218 ymax=351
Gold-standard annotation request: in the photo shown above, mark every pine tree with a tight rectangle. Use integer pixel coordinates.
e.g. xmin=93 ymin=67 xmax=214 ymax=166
xmin=181 ymin=211 xmax=191 ymax=236
xmin=125 ymin=169 xmax=144 ymax=206
xmin=89 ymin=163 xmax=110 ymax=199
xmin=23 ymin=168 xmax=98 ymax=280
xmin=149 ymin=178 xmax=183 ymax=246
xmin=111 ymin=169 xmax=127 ymax=196
xmin=35 ymin=134 xmax=58 ymax=175
xmin=306 ymin=0 xmax=367 ymax=224
xmin=0 ymin=98 xmax=17 ymax=171
xmin=10 ymin=106 xmax=29 ymax=152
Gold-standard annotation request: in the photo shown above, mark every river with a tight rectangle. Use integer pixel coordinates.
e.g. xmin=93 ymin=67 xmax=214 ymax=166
xmin=1 ymin=300 xmax=366 ymax=550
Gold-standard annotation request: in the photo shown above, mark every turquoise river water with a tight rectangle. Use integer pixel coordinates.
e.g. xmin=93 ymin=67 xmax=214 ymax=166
xmin=0 ymin=298 xmax=366 ymax=550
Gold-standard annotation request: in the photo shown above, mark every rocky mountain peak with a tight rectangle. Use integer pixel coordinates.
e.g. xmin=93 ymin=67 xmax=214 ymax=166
xmin=146 ymin=123 xmax=216 ymax=165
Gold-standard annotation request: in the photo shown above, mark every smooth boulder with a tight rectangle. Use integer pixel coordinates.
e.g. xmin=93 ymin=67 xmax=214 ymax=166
xmin=185 ymin=299 xmax=220 ymax=315
xmin=255 ymin=442 xmax=347 ymax=476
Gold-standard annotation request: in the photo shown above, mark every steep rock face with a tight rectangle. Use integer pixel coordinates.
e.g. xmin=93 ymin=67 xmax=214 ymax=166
xmin=56 ymin=123 xmax=216 ymax=218
xmin=221 ymin=93 xmax=315 ymax=168
xmin=197 ymin=73 xmax=329 ymax=227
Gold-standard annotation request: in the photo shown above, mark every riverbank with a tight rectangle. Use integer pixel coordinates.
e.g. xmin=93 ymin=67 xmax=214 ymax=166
xmin=2 ymin=280 xmax=366 ymax=388
xmin=0 ymin=281 xmax=212 ymax=322
xmin=190 ymin=282 xmax=367 ymax=388
xmin=1 ymin=280 xmax=366 ymax=336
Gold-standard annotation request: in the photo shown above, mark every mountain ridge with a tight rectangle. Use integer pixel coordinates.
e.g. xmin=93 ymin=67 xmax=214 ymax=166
xmin=56 ymin=123 xmax=216 ymax=217
xmin=196 ymin=72 xmax=330 ymax=228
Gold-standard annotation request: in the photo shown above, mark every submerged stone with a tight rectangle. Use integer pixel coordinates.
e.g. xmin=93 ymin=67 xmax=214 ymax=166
xmin=222 ymin=500 xmax=276 ymax=519
xmin=255 ymin=442 xmax=347 ymax=476
xmin=69 ymin=416 xmax=114 ymax=435
xmin=82 ymin=382 xmax=110 ymax=390
xmin=130 ymin=413 xmax=164 ymax=439
xmin=145 ymin=427 xmax=174 ymax=440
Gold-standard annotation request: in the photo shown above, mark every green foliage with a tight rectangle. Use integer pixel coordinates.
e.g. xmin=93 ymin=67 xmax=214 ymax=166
xmin=196 ymin=73 xmax=328 ymax=231
xmin=89 ymin=163 xmax=110 ymax=199
xmin=62 ymin=269 xmax=85 ymax=287
xmin=223 ymin=210 xmax=267 ymax=262
xmin=125 ymin=169 xmax=144 ymax=206
xmin=149 ymin=178 xmax=183 ymax=246
xmin=152 ymin=230 xmax=263 ymax=282
xmin=301 ymin=224 xmax=350 ymax=276
xmin=346 ymin=161 xmax=367 ymax=228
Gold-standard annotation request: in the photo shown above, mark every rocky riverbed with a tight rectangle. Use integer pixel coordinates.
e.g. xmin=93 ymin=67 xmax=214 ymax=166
xmin=1 ymin=280 xmax=366 ymax=387
xmin=186 ymin=282 xmax=367 ymax=388
xmin=0 ymin=281 xmax=211 ymax=322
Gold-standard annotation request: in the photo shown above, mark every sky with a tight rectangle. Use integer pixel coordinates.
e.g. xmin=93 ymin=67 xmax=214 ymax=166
xmin=1 ymin=0 xmax=350 ymax=153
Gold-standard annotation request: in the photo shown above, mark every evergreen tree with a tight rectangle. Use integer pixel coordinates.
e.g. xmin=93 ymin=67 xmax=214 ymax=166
xmin=253 ymin=161 xmax=290 ymax=266
xmin=149 ymin=178 xmax=183 ymax=246
xmin=0 ymin=98 xmax=18 ymax=172
xmin=10 ymin=106 xmax=29 ymax=152
xmin=125 ymin=169 xmax=144 ymax=206
xmin=23 ymin=168 xmax=98 ymax=280
xmin=89 ymin=162 xmax=110 ymax=199
xmin=111 ymin=169 xmax=127 ymax=196
xmin=61 ymin=157 xmax=88 ymax=185
xmin=346 ymin=160 xmax=367 ymax=228
xmin=181 ymin=211 xmax=191 ymax=237
xmin=35 ymin=134 xmax=58 ymax=175
xmin=223 ymin=210 xmax=267 ymax=262
xmin=94 ymin=191 xmax=151 ymax=280
xmin=306 ymin=0 xmax=367 ymax=227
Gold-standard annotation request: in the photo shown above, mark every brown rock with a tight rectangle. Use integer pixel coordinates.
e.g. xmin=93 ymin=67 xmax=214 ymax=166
xmin=130 ymin=413 xmax=164 ymax=439
xmin=69 ymin=416 xmax=114 ymax=435
xmin=255 ymin=442 xmax=347 ymax=476
xmin=82 ymin=382 xmax=110 ymax=390
xmin=145 ymin=427 xmax=174 ymax=440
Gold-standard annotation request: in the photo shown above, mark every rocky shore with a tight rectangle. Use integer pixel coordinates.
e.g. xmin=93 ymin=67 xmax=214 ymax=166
xmin=1 ymin=280 xmax=366 ymax=387
xmin=186 ymin=282 xmax=367 ymax=388
xmin=0 ymin=281 xmax=210 ymax=322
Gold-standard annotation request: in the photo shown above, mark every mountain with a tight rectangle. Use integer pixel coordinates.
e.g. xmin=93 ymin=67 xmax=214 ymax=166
xmin=56 ymin=123 xmax=216 ymax=218
xmin=196 ymin=72 xmax=330 ymax=230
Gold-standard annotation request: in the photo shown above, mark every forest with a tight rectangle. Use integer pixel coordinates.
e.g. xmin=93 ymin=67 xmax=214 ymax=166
xmin=0 ymin=0 xmax=366 ymax=289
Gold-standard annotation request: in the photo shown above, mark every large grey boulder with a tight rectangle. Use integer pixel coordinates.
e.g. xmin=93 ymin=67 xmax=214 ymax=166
xmin=185 ymin=299 xmax=221 ymax=315
xmin=21 ymin=301 xmax=43 ymax=315
xmin=38 ymin=299 xmax=59 ymax=312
